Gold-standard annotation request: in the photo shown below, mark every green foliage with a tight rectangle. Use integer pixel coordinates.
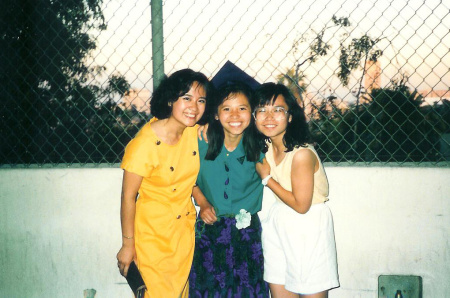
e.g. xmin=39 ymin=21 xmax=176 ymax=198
xmin=309 ymin=97 xmax=355 ymax=162
xmin=430 ymin=99 xmax=450 ymax=134
xmin=0 ymin=0 xmax=137 ymax=164
xmin=338 ymin=35 xmax=382 ymax=86
xmin=282 ymin=15 xmax=383 ymax=104
xmin=310 ymin=78 xmax=445 ymax=162
xmin=276 ymin=68 xmax=308 ymax=106
xmin=359 ymin=80 xmax=438 ymax=162
xmin=309 ymin=30 xmax=331 ymax=62
xmin=278 ymin=15 xmax=448 ymax=162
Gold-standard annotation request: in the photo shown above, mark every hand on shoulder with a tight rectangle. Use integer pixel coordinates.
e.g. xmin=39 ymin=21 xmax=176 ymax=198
xmin=255 ymin=157 xmax=271 ymax=179
xmin=197 ymin=123 xmax=209 ymax=143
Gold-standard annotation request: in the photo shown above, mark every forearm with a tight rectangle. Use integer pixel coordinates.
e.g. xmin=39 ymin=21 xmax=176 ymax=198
xmin=193 ymin=185 xmax=217 ymax=223
xmin=120 ymin=193 xmax=136 ymax=246
xmin=117 ymin=170 xmax=142 ymax=275
xmin=120 ymin=170 xmax=143 ymax=245
xmin=192 ymin=186 xmax=211 ymax=208
xmin=266 ymin=178 xmax=312 ymax=214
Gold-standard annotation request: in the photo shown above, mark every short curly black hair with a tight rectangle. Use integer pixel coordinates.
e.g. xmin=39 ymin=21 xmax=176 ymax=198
xmin=150 ymin=69 xmax=213 ymax=124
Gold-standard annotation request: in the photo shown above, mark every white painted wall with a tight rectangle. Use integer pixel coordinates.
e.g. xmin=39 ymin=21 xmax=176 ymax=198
xmin=0 ymin=166 xmax=449 ymax=298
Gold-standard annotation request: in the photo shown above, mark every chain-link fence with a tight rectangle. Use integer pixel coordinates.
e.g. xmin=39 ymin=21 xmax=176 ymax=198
xmin=1 ymin=0 xmax=449 ymax=167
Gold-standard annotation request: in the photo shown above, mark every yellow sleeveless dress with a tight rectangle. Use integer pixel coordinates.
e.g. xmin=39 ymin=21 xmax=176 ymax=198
xmin=121 ymin=118 xmax=198 ymax=297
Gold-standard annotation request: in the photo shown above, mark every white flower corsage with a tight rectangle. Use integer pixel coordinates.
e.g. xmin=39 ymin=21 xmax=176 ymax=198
xmin=235 ymin=209 xmax=251 ymax=230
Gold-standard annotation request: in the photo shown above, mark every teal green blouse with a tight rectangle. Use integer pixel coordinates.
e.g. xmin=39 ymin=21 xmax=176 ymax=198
xmin=196 ymin=138 xmax=264 ymax=216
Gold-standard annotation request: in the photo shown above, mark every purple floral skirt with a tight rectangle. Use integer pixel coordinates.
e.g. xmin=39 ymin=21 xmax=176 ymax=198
xmin=189 ymin=214 xmax=269 ymax=298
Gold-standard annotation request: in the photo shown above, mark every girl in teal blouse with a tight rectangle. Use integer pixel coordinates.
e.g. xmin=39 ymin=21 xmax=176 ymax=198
xmin=189 ymin=82 xmax=269 ymax=297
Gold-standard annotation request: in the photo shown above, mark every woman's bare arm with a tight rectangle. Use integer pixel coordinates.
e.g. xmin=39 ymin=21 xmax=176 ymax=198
xmin=116 ymin=170 xmax=143 ymax=277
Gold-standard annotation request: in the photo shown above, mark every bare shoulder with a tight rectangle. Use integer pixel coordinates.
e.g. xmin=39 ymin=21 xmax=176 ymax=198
xmin=293 ymin=147 xmax=316 ymax=162
xmin=292 ymin=147 xmax=317 ymax=170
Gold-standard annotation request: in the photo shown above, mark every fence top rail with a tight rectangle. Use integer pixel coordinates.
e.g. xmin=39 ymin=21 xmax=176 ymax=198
xmin=1 ymin=162 xmax=450 ymax=170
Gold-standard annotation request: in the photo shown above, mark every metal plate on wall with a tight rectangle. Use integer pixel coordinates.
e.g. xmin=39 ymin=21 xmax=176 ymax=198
xmin=378 ymin=275 xmax=422 ymax=298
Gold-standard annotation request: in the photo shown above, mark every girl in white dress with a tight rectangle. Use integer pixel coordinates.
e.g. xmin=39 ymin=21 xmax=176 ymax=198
xmin=254 ymin=83 xmax=339 ymax=298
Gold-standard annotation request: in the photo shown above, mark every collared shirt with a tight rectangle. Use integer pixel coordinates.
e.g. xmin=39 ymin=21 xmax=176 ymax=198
xmin=196 ymin=138 xmax=264 ymax=216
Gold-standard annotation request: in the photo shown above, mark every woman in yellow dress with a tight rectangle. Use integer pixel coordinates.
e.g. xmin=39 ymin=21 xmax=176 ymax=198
xmin=116 ymin=69 xmax=213 ymax=298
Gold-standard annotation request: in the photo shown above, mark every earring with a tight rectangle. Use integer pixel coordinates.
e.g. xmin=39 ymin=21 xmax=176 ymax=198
xmin=215 ymin=116 xmax=219 ymax=120
xmin=168 ymin=102 xmax=172 ymax=107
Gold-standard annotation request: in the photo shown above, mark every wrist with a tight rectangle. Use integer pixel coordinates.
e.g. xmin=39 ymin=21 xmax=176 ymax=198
xmin=261 ymin=174 xmax=272 ymax=186
xmin=198 ymin=201 xmax=212 ymax=209
xmin=122 ymin=234 xmax=134 ymax=245
xmin=122 ymin=239 xmax=135 ymax=247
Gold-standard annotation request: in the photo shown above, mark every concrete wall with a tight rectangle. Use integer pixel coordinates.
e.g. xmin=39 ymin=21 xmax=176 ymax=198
xmin=0 ymin=166 xmax=449 ymax=298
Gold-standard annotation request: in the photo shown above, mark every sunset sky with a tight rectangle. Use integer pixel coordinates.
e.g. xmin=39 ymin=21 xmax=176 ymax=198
xmin=91 ymin=0 xmax=449 ymax=103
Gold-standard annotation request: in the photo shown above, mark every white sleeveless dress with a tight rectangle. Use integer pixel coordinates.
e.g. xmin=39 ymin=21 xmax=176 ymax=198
xmin=261 ymin=143 xmax=340 ymax=294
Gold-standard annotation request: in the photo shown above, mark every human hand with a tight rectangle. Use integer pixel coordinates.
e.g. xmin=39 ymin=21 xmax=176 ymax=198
xmin=199 ymin=202 xmax=217 ymax=225
xmin=116 ymin=243 xmax=136 ymax=277
xmin=197 ymin=123 xmax=209 ymax=143
xmin=255 ymin=158 xmax=271 ymax=179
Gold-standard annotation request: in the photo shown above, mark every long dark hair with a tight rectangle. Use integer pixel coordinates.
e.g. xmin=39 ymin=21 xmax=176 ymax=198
xmin=255 ymin=82 xmax=312 ymax=152
xmin=150 ymin=68 xmax=214 ymax=125
xmin=205 ymin=82 xmax=261 ymax=162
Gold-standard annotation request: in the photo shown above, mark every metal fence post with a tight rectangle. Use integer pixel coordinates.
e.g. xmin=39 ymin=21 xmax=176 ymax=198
xmin=151 ymin=0 xmax=164 ymax=90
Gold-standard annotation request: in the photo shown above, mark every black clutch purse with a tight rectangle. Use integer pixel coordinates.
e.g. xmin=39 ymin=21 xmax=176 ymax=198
xmin=125 ymin=261 xmax=147 ymax=298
